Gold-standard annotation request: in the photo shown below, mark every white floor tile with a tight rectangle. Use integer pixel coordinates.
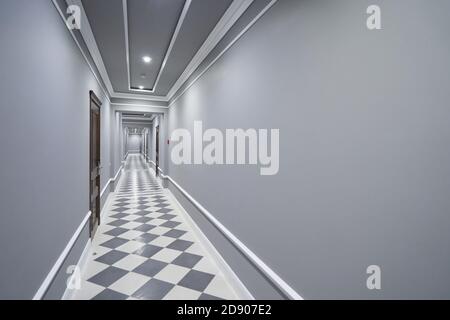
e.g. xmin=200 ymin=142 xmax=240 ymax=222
xmin=154 ymin=264 xmax=191 ymax=285
xmin=72 ymin=281 xmax=105 ymax=300
xmin=115 ymin=240 xmax=145 ymax=254
xmin=151 ymin=248 xmax=182 ymax=263
xmin=108 ymin=272 xmax=150 ymax=296
xmin=163 ymin=286 xmax=202 ymax=300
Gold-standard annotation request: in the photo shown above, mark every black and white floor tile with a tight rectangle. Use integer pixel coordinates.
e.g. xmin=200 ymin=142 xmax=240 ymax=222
xmin=72 ymin=154 xmax=239 ymax=300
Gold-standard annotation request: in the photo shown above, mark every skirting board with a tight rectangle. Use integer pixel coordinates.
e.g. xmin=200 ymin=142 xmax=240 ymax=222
xmin=143 ymin=160 xmax=253 ymax=299
xmin=164 ymin=189 xmax=255 ymax=300
xmin=151 ymin=165 xmax=303 ymax=300
xmin=34 ymin=167 xmax=124 ymax=300
xmin=100 ymin=165 xmax=124 ymax=199
xmin=63 ymin=187 xmax=118 ymax=300
xmin=61 ymin=238 xmax=92 ymax=300
xmin=33 ymin=211 xmax=91 ymax=300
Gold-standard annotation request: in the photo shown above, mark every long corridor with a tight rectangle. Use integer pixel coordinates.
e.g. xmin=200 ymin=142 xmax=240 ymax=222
xmin=72 ymin=155 xmax=239 ymax=300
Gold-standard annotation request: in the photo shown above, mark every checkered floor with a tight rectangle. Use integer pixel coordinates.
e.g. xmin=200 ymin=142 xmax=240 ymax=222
xmin=72 ymin=154 xmax=239 ymax=300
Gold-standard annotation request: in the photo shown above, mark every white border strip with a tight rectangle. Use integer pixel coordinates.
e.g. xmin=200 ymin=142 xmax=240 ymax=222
xmin=123 ymin=0 xmax=191 ymax=93
xmin=33 ymin=211 xmax=92 ymax=300
xmin=51 ymin=0 xmax=110 ymax=103
xmin=151 ymin=0 xmax=192 ymax=92
xmin=111 ymin=102 xmax=169 ymax=109
xmin=169 ymin=0 xmax=278 ymax=107
xmin=161 ymin=173 xmax=303 ymax=300
xmin=66 ymin=0 xmax=115 ymax=95
xmin=166 ymin=0 xmax=254 ymax=101
xmin=61 ymin=238 xmax=91 ymax=300
xmin=165 ymin=188 xmax=255 ymax=300
xmin=100 ymin=165 xmax=124 ymax=198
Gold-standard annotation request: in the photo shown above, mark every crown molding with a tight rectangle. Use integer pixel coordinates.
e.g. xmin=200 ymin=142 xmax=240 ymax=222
xmin=64 ymin=0 xmax=168 ymax=103
xmin=166 ymin=0 xmax=254 ymax=101
xmin=168 ymin=0 xmax=278 ymax=107
xmin=59 ymin=0 xmax=276 ymax=107
xmin=111 ymin=92 xmax=168 ymax=102
xmin=123 ymin=0 xmax=192 ymax=94
xmin=66 ymin=0 xmax=115 ymax=94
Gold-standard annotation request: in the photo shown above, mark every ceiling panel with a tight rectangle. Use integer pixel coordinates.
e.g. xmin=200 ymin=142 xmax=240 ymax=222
xmin=82 ymin=0 xmax=128 ymax=92
xmin=154 ymin=0 xmax=233 ymax=95
xmin=81 ymin=0 xmax=237 ymax=97
xmin=128 ymin=0 xmax=186 ymax=91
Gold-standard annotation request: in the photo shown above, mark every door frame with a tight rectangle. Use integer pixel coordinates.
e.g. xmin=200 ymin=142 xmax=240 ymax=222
xmin=89 ymin=90 xmax=102 ymax=238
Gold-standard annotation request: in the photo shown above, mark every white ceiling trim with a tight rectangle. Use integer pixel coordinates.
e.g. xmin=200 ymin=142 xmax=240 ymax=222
xmin=57 ymin=0 xmax=277 ymax=107
xmin=122 ymin=0 xmax=192 ymax=93
xmin=150 ymin=0 xmax=192 ymax=93
xmin=61 ymin=0 xmax=168 ymax=102
xmin=111 ymin=102 xmax=169 ymax=109
xmin=111 ymin=92 xmax=167 ymax=102
xmin=124 ymin=0 xmax=193 ymax=94
xmin=52 ymin=0 xmax=111 ymax=103
xmin=166 ymin=0 xmax=255 ymax=100
xmin=122 ymin=0 xmax=132 ymax=92
xmin=66 ymin=0 xmax=115 ymax=95
xmin=169 ymin=0 xmax=278 ymax=107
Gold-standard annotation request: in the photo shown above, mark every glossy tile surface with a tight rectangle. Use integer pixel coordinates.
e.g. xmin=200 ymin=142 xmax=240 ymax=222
xmin=72 ymin=154 xmax=239 ymax=300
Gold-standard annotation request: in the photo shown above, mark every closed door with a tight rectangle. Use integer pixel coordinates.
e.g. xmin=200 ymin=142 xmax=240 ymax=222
xmin=155 ymin=125 xmax=160 ymax=176
xmin=145 ymin=133 xmax=149 ymax=160
xmin=89 ymin=91 xmax=101 ymax=237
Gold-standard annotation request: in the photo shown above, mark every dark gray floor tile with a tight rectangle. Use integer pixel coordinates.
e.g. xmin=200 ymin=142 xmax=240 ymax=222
xmin=107 ymin=219 xmax=128 ymax=227
xmin=167 ymin=239 xmax=194 ymax=252
xmin=134 ymin=224 xmax=156 ymax=232
xmin=133 ymin=244 xmax=163 ymax=257
xmin=172 ymin=253 xmax=203 ymax=269
xmin=178 ymin=270 xmax=215 ymax=292
xmin=163 ymin=229 xmax=187 ymax=239
xmin=159 ymin=214 xmax=177 ymax=220
xmin=156 ymin=208 xmax=172 ymax=214
xmin=95 ymin=250 xmax=128 ymax=265
xmin=104 ymin=227 xmax=128 ymax=237
xmin=132 ymin=279 xmax=174 ymax=300
xmin=134 ymin=217 xmax=152 ymax=223
xmin=161 ymin=221 xmax=181 ymax=229
xmin=88 ymin=266 xmax=128 ymax=287
xmin=92 ymin=289 xmax=128 ymax=300
xmin=110 ymin=213 xmax=128 ymax=219
xmin=198 ymin=293 xmax=224 ymax=300
xmin=133 ymin=259 xmax=167 ymax=277
xmin=100 ymin=237 xmax=128 ymax=249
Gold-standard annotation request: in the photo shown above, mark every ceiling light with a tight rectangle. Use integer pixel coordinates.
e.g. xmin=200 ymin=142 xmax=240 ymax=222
xmin=142 ymin=56 xmax=152 ymax=63
xmin=139 ymin=86 xmax=144 ymax=90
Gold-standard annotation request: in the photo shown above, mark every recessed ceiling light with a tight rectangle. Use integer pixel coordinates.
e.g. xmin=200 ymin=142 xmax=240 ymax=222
xmin=142 ymin=56 xmax=152 ymax=63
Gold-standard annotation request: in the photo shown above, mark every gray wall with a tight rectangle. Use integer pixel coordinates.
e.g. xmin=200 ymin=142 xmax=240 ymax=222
xmin=0 ymin=0 xmax=117 ymax=299
xmin=127 ymin=134 xmax=142 ymax=153
xmin=168 ymin=0 xmax=450 ymax=299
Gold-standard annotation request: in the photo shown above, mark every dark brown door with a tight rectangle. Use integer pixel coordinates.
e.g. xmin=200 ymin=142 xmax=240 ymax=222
xmin=89 ymin=91 xmax=101 ymax=237
xmin=145 ymin=132 xmax=149 ymax=161
xmin=155 ymin=125 xmax=160 ymax=176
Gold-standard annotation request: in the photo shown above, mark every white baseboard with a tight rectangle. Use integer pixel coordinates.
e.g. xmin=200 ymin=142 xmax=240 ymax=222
xmin=61 ymin=238 xmax=92 ymax=300
xmin=33 ymin=211 xmax=91 ymax=300
xmin=163 ymin=175 xmax=303 ymax=300
xmin=145 ymin=160 xmax=253 ymax=299
xmin=165 ymin=189 xmax=255 ymax=300
xmin=100 ymin=165 xmax=124 ymax=199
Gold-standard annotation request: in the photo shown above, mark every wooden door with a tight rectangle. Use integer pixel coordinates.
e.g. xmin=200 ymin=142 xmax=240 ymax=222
xmin=89 ymin=91 xmax=101 ymax=237
xmin=155 ymin=125 xmax=160 ymax=176
xmin=145 ymin=131 xmax=149 ymax=161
